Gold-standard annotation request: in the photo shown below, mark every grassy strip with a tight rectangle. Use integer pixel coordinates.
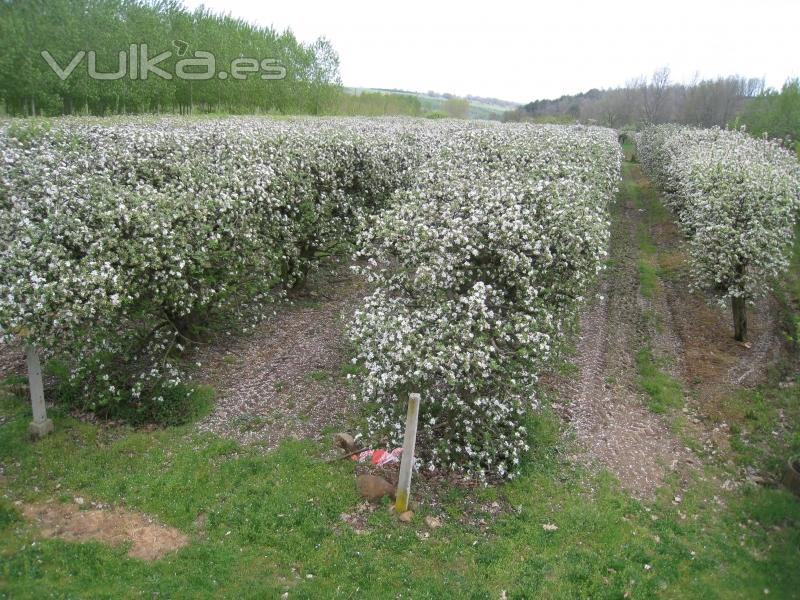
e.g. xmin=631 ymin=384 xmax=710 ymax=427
xmin=1 ymin=388 xmax=800 ymax=598
xmin=624 ymin=160 xmax=685 ymax=414
xmin=635 ymin=347 xmax=685 ymax=414
xmin=624 ymin=162 xmax=670 ymax=300
xmin=638 ymin=261 xmax=659 ymax=299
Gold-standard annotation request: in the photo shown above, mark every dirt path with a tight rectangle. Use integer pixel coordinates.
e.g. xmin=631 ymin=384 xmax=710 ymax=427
xmin=195 ymin=261 xmax=366 ymax=449
xmin=559 ymin=164 xmax=698 ymax=499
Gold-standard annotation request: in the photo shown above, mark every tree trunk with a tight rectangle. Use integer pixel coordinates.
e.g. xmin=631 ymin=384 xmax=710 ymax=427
xmin=732 ymin=296 xmax=747 ymax=341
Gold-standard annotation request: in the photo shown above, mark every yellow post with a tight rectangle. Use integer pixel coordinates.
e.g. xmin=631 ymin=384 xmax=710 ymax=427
xmin=395 ymin=392 xmax=421 ymax=513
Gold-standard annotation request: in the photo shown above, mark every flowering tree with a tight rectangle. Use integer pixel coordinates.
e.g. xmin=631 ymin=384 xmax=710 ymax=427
xmin=638 ymin=125 xmax=800 ymax=340
xmin=350 ymin=125 xmax=622 ymax=479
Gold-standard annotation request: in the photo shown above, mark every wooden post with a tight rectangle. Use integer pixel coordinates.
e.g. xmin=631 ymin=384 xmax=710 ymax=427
xmin=25 ymin=344 xmax=53 ymax=439
xmin=395 ymin=392 xmax=421 ymax=514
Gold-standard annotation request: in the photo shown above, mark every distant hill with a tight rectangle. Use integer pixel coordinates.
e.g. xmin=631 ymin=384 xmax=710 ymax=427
xmin=345 ymin=87 xmax=519 ymax=120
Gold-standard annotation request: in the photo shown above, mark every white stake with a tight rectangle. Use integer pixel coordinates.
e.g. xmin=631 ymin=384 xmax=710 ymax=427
xmin=25 ymin=344 xmax=53 ymax=439
xmin=395 ymin=392 xmax=421 ymax=513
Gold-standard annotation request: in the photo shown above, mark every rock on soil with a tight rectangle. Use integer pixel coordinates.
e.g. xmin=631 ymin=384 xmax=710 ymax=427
xmin=398 ymin=510 xmax=414 ymax=523
xmin=357 ymin=474 xmax=396 ymax=502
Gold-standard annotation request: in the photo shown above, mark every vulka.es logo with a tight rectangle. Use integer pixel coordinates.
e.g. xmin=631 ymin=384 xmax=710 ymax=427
xmin=41 ymin=43 xmax=287 ymax=81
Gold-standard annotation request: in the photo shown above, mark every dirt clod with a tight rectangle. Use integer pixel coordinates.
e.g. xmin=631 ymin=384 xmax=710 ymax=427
xmin=333 ymin=432 xmax=358 ymax=453
xmin=398 ymin=510 xmax=414 ymax=523
xmin=424 ymin=515 xmax=442 ymax=529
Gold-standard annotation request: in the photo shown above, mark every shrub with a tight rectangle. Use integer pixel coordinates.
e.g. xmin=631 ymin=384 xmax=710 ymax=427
xmin=350 ymin=125 xmax=622 ymax=479
xmin=1 ymin=117 xmax=622 ymax=474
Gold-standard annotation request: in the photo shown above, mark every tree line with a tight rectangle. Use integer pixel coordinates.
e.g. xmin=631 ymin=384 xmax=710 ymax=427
xmin=507 ymin=68 xmax=800 ymax=146
xmin=0 ymin=0 xmax=342 ymax=116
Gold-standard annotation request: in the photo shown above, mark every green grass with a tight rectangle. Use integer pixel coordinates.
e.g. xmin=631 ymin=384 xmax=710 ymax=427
xmin=624 ymin=162 xmax=668 ymax=300
xmin=785 ymin=222 xmax=800 ymax=345
xmin=621 ymin=140 xmax=635 ymax=161
xmin=705 ymin=379 xmax=800 ymax=475
xmin=625 ymin=159 xmax=692 ymax=434
xmin=638 ymin=260 xmax=659 ymax=299
xmin=338 ymin=362 xmax=365 ymax=378
xmin=792 ymin=222 xmax=800 ymax=306
xmin=635 ymin=347 xmax=685 ymax=413
xmin=1 ymin=390 xmax=800 ymax=598
xmin=625 ymin=160 xmax=684 ymax=411
xmin=308 ymin=370 xmax=329 ymax=382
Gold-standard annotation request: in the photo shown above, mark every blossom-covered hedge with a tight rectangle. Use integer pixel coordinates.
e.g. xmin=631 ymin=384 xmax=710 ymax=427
xmin=637 ymin=125 xmax=800 ymax=340
xmin=0 ymin=117 xmax=443 ymax=415
xmin=350 ymin=125 xmax=622 ymax=479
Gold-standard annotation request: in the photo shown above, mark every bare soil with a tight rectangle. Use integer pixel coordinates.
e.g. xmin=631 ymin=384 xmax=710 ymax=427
xmin=555 ymin=169 xmax=697 ymax=499
xmin=0 ymin=342 xmax=24 ymax=381
xmin=556 ymin=164 xmax=786 ymax=498
xmin=560 ymin=279 xmax=698 ymax=498
xmin=22 ymin=501 xmax=188 ymax=561
xmin=195 ymin=260 xmax=367 ymax=448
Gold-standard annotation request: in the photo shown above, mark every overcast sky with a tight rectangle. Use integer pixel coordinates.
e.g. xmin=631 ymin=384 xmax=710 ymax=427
xmin=181 ymin=0 xmax=799 ymax=104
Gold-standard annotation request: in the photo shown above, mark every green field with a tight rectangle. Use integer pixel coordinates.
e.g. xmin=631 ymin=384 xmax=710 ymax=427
xmin=345 ymin=87 xmax=517 ymax=119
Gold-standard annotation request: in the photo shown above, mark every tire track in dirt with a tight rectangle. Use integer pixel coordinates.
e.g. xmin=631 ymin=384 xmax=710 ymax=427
xmin=194 ymin=261 xmax=365 ymax=449
xmin=562 ymin=166 xmax=698 ymax=499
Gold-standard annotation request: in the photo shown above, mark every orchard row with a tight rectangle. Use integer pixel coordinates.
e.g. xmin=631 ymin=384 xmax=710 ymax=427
xmin=0 ymin=117 xmax=621 ymax=477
